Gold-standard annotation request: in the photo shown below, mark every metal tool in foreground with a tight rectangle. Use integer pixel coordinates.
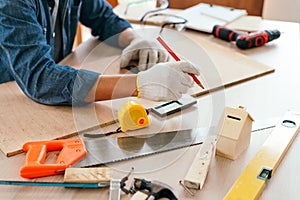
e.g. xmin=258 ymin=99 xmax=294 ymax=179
xmin=1 ymin=167 xmax=112 ymax=189
xmin=18 ymin=108 xmax=207 ymax=178
xmin=128 ymin=178 xmax=178 ymax=200
xmin=75 ymin=127 xmax=212 ymax=168
xmin=118 ymin=169 xmax=178 ymax=200
xmin=0 ymin=180 xmax=109 ymax=188
xmin=108 ymin=167 xmax=178 ymax=200
xmin=109 ymin=167 xmax=134 ymax=200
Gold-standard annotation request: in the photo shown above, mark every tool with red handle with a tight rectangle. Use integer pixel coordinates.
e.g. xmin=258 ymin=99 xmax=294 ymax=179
xmin=235 ymin=30 xmax=281 ymax=49
xmin=212 ymin=25 xmax=281 ymax=49
xmin=212 ymin=25 xmax=244 ymax=42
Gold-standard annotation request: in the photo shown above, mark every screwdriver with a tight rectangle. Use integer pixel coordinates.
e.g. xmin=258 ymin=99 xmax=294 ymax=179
xmin=235 ymin=30 xmax=281 ymax=49
xmin=212 ymin=25 xmax=281 ymax=49
xmin=212 ymin=25 xmax=244 ymax=42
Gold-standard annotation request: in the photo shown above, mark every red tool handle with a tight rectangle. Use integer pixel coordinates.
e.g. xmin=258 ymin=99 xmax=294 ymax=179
xmin=236 ymin=30 xmax=281 ymax=49
xmin=212 ymin=25 xmax=243 ymax=42
xmin=20 ymin=138 xmax=87 ymax=178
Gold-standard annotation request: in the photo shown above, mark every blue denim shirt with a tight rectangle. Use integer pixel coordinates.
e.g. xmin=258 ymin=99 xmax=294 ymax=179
xmin=0 ymin=0 xmax=131 ymax=106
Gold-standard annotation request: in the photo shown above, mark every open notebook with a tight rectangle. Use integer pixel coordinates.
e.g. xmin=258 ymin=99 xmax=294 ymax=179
xmin=175 ymin=3 xmax=247 ymax=33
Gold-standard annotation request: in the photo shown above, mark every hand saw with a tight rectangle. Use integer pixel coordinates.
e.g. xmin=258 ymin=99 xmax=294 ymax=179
xmin=19 ymin=119 xmax=277 ymax=178
xmin=74 ymin=127 xmax=213 ymax=168
xmin=19 ymin=128 xmax=211 ymax=178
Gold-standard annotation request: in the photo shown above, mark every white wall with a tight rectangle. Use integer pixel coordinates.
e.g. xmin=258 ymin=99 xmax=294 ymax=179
xmin=263 ymin=0 xmax=300 ymax=22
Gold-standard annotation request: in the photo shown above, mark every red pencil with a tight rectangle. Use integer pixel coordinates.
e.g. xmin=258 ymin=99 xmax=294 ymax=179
xmin=156 ymin=36 xmax=205 ymax=89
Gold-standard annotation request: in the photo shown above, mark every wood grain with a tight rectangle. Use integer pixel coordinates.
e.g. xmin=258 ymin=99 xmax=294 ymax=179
xmin=168 ymin=0 xmax=264 ymax=16
xmin=64 ymin=167 xmax=110 ymax=183
xmin=0 ymin=30 xmax=274 ymax=157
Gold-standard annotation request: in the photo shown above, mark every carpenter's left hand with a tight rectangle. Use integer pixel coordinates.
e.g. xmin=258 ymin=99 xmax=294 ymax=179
xmin=120 ymin=37 xmax=169 ymax=71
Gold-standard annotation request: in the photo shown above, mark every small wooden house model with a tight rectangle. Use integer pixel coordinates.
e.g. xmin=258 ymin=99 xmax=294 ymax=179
xmin=216 ymin=106 xmax=254 ymax=160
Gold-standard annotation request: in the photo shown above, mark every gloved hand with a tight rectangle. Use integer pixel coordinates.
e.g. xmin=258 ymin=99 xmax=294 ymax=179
xmin=120 ymin=37 xmax=169 ymax=71
xmin=137 ymin=61 xmax=200 ymax=101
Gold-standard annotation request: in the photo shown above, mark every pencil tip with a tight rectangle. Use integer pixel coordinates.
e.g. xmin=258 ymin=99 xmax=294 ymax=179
xmin=199 ymin=84 xmax=205 ymax=89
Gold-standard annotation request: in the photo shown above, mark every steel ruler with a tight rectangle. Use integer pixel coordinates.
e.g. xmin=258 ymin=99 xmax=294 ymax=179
xmin=0 ymin=180 xmax=109 ymax=188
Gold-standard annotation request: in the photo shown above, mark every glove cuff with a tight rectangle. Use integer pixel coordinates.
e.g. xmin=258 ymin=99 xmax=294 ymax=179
xmin=136 ymin=74 xmax=141 ymax=98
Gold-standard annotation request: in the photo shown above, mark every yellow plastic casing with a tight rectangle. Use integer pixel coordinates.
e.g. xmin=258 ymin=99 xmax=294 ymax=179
xmin=224 ymin=111 xmax=300 ymax=200
xmin=118 ymin=101 xmax=150 ymax=132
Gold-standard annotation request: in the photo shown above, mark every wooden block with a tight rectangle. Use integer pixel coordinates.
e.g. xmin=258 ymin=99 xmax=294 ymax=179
xmin=184 ymin=136 xmax=215 ymax=190
xmin=216 ymin=106 xmax=254 ymax=160
xmin=130 ymin=191 xmax=148 ymax=200
xmin=64 ymin=167 xmax=110 ymax=183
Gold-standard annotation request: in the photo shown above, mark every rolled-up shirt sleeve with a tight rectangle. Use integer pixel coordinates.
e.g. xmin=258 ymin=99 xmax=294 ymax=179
xmin=1 ymin=43 xmax=99 ymax=106
xmin=80 ymin=0 xmax=132 ymax=47
xmin=0 ymin=0 xmax=99 ymax=106
xmin=71 ymin=69 xmax=99 ymax=106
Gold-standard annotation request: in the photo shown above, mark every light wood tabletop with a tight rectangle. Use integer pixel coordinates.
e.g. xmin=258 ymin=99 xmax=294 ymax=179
xmin=0 ymin=15 xmax=299 ymax=199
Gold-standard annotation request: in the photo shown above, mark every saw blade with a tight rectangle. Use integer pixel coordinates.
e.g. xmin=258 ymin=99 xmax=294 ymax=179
xmin=74 ymin=128 xmax=213 ymax=168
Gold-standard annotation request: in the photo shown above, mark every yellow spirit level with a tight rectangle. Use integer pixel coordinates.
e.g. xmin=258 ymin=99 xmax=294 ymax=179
xmin=224 ymin=111 xmax=300 ymax=200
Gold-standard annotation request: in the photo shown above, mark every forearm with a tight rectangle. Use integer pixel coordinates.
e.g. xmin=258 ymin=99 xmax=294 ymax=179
xmin=84 ymin=74 xmax=138 ymax=102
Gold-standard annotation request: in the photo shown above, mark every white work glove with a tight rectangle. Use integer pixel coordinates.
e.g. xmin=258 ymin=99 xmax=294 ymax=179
xmin=137 ymin=61 xmax=200 ymax=101
xmin=120 ymin=37 xmax=169 ymax=71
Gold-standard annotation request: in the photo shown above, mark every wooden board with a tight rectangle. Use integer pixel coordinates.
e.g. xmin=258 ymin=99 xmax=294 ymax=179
xmin=0 ymin=30 xmax=274 ymax=157
xmin=0 ymin=83 xmax=118 ymax=156
xmin=64 ymin=167 xmax=110 ymax=183
xmin=181 ymin=31 xmax=275 ymax=97
xmin=168 ymin=0 xmax=264 ymax=16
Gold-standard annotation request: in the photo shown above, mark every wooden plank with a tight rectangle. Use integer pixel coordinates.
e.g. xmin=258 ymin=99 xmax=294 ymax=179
xmin=0 ymin=30 xmax=274 ymax=157
xmin=64 ymin=167 xmax=111 ymax=183
xmin=168 ymin=0 xmax=264 ymax=16
xmin=184 ymin=136 xmax=215 ymax=189
xmin=0 ymin=83 xmax=76 ymax=156
xmin=160 ymin=30 xmax=275 ymax=97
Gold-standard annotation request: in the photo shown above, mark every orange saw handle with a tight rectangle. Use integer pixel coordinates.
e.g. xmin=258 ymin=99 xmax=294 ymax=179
xmin=20 ymin=138 xmax=87 ymax=178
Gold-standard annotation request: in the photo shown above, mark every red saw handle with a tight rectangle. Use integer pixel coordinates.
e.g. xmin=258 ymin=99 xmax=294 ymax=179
xmin=20 ymin=138 xmax=87 ymax=178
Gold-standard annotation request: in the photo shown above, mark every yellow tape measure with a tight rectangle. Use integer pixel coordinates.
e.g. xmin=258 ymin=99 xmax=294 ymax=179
xmin=224 ymin=111 xmax=300 ymax=200
xmin=118 ymin=101 xmax=150 ymax=132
